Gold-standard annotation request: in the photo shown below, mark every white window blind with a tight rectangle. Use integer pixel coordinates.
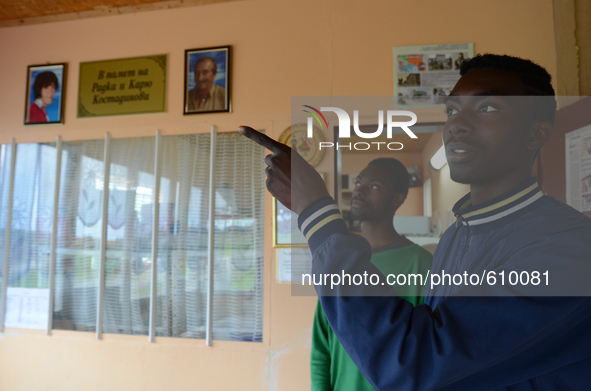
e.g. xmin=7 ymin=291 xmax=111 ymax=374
xmin=54 ymin=140 xmax=105 ymax=331
xmin=6 ymin=143 xmax=57 ymax=290
xmin=155 ymin=134 xmax=212 ymax=338
xmin=0 ymin=132 xmax=265 ymax=342
xmin=212 ymin=133 xmax=264 ymax=341
xmin=103 ymin=137 xmax=155 ymax=335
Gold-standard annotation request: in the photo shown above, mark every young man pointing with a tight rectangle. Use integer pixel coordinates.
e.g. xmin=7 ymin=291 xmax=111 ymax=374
xmin=240 ymin=54 xmax=591 ymax=390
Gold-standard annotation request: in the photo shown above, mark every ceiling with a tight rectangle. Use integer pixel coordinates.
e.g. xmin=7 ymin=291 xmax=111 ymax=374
xmin=0 ymin=0 xmax=237 ymax=27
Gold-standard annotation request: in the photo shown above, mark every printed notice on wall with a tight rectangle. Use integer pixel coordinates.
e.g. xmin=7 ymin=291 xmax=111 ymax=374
xmin=393 ymin=43 xmax=474 ymax=108
xmin=566 ymin=124 xmax=591 ymax=215
xmin=5 ymin=287 xmax=49 ymax=329
xmin=277 ymin=248 xmax=313 ymax=283
xmin=78 ymin=54 xmax=167 ymax=118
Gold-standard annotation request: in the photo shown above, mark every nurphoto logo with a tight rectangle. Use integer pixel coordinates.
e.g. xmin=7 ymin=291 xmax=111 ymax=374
xmin=303 ymin=105 xmax=418 ymax=151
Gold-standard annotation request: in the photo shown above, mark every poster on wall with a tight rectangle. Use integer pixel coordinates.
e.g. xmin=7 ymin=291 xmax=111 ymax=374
xmin=393 ymin=43 xmax=474 ymax=108
xmin=24 ymin=63 xmax=66 ymax=125
xmin=565 ymin=124 xmax=591 ymax=216
xmin=77 ymin=54 xmax=167 ymax=118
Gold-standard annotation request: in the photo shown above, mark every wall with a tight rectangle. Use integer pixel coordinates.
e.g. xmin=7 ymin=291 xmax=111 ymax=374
xmin=552 ymin=0 xmax=591 ymax=97
xmin=575 ymin=0 xmax=591 ymax=95
xmin=0 ymin=0 xmax=558 ymax=389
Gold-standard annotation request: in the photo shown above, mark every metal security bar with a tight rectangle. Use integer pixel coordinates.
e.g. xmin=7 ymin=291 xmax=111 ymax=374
xmin=47 ymin=136 xmax=62 ymax=335
xmin=205 ymin=126 xmax=217 ymax=347
xmin=149 ymin=130 xmax=163 ymax=343
xmin=96 ymin=133 xmax=112 ymax=339
xmin=0 ymin=140 xmax=16 ymax=333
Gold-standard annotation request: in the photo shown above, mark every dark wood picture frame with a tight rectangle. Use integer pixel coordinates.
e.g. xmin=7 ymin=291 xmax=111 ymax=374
xmin=184 ymin=46 xmax=231 ymax=115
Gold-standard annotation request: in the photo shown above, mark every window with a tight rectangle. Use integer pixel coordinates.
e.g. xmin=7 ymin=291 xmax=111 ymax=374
xmin=2 ymin=143 xmax=58 ymax=330
xmin=0 ymin=132 xmax=265 ymax=342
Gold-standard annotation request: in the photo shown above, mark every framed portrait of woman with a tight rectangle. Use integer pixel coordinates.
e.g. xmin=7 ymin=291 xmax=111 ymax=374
xmin=24 ymin=63 xmax=66 ymax=125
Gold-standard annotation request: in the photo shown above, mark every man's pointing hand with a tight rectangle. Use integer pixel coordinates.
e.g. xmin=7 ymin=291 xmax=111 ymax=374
xmin=238 ymin=126 xmax=329 ymax=215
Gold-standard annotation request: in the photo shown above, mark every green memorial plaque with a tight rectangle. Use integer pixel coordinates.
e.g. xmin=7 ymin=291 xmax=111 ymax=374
xmin=78 ymin=54 xmax=167 ymax=118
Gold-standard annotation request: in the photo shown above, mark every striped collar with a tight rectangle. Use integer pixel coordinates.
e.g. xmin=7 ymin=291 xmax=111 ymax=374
xmin=453 ymin=177 xmax=543 ymax=226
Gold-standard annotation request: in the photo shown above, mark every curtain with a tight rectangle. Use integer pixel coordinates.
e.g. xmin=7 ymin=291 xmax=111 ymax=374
xmin=53 ymin=140 xmax=104 ymax=331
xmin=102 ymin=137 xmax=155 ymax=335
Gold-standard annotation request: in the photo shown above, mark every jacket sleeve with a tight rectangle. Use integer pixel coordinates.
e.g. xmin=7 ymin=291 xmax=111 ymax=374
xmin=298 ymin=197 xmax=591 ymax=391
xmin=310 ymin=300 xmax=332 ymax=391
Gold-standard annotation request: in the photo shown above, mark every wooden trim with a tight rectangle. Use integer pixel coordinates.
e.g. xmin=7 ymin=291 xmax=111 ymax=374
xmin=0 ymin=0 xmax=242 ymax=28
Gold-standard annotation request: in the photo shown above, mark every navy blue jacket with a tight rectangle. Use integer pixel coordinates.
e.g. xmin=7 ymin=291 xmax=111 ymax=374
xmin=298 ymin=178 xmax=591 ymax=390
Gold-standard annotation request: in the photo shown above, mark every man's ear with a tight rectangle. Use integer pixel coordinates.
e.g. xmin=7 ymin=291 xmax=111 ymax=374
xmin=391 ymin=193 xmax=406 ymax=210
xmin=527 ymin=122 xmax=552 ymax=153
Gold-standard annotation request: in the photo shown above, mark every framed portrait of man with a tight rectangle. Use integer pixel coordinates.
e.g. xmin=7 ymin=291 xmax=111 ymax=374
xmin=24 ymin=63 xmax=66 ymax=125
xmin=184 ymin=46 xmax=231 ymax=115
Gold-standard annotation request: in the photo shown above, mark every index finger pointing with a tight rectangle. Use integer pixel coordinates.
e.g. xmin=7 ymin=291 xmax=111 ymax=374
xmin=239 ymin=126 xmax=283 ymax=151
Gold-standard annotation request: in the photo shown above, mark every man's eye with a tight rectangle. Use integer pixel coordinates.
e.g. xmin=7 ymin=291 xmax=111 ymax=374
xmin=445 ymin=107 xmax=458 ymax=117
xmin=478 ymin=104 xmax=498 ymax=112
xmin=371 ymin=185 xmax=379 ymax=190
xmin=354 ymin=182 xmax=361 ymax=187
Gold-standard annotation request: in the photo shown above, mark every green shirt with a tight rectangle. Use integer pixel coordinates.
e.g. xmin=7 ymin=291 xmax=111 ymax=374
xmin=310 ymin=243 xmax=433 ymax=391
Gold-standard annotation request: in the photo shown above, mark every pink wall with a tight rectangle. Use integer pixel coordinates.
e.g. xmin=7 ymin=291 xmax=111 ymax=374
xmin=0 ymin=0 xmax=558 ymax=389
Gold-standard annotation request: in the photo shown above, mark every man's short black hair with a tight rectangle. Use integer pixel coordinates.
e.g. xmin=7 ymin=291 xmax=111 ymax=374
xmin=460 ymin=54 xmax=556 ymax=123
xmin=33 ymin=71 xmax=59 ymax=99
xmin=368 ymin=158 xmax=410 ymax=198
xmin=194 ymin=56 xmax=217 ymax=75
